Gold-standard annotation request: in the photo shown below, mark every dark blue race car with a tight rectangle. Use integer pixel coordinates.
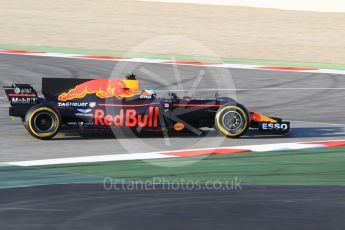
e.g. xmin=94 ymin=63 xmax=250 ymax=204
xmin=3 ymin=74 xmax=290 ymax=139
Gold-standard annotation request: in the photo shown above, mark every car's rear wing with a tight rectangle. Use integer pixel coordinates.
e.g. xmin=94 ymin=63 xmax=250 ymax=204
xmin=3 ymin=84 xmax=39 ymax=117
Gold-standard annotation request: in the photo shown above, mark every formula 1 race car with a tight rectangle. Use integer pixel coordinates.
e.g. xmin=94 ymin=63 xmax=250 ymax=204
xmin=3 ymin=74 xmax=290 ymax=140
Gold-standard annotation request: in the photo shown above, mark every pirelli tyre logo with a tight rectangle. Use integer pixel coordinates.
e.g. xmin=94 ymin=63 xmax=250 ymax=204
xmin=94 ymin=107 xmax=159 ymax=128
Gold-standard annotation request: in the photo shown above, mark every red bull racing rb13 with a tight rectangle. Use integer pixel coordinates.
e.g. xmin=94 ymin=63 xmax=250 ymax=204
xmin=3 ymin=74 xmax=290 ymax=139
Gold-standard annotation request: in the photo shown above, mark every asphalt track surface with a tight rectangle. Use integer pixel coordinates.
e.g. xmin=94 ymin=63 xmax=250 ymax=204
xmin=0 ymin=53 xmax=345 ymax=161
xmin=0 ymin=184 xmax=345 ymax=230
xmin=1 ymin=53 xmax=345 ymax=229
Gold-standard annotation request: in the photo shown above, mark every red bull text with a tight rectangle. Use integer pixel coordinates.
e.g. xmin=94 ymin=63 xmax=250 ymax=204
xmin=94 ymin=107 xmax=159 ymax=128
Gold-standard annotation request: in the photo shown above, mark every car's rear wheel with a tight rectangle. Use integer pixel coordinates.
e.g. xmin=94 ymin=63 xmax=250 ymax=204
xmin=215 ymin=103 xmax=250 ymax=138
xmin=24 ymin=105 xmax=60 ymax=140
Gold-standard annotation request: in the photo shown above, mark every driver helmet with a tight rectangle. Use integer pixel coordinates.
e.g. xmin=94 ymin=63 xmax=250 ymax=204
xmin=141 ymin=88 xmax=157 ymax=97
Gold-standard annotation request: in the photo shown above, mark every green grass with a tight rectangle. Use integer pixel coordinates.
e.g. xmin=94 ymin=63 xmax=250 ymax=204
xmin=2 ymin=44 xmax=345 ymax=70
xmin=0 ymin=166 xmax=102 ymax=188
xmin=36 ymin=147 xmax=345 ymax=186
xmin=2 ymin=147 xmax=345 ymax=188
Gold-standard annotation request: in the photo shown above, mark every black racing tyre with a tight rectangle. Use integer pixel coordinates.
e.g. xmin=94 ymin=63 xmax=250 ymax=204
xmin=24 ymin=105 xmax=60 ymax=140
xmin=215 ymin=103 xmax=250 ymax=138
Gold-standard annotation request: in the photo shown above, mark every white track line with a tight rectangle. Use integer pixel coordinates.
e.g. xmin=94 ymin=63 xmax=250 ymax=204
xmin=5 ymin=140 xmax=345 ymax=167
xmin=1 ymin=49 xmax=345 ymax=75
xmin=7 ymin=153 xmax=178 ymax=167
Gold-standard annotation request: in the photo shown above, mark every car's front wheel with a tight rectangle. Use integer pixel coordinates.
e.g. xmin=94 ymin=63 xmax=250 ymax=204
xmin=215 ymin=103 xmax=250 ymax=138
xmin=24 ymin=105 xmax=60 ymax=140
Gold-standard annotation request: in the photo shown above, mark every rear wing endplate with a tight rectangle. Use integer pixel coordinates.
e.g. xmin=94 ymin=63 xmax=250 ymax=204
xmin=3 ymin=84 xmax=39 ymax=106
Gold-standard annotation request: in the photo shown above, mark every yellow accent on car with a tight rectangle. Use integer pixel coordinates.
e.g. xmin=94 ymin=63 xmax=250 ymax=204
xmin=123 ymin=79 xmax=139 ymax=92
xmin=215 ymin=105 xmax=248 ymax=137
xmin=250 ymin=111 xmax=277 ymax=123
xmin=174 ymin=122 xmax=185 ymax=131
xmin=258 ymin=114 xmax=277 ymax=123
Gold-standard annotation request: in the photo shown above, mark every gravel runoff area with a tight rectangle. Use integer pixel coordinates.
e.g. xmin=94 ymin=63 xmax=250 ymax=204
xmin=0 ymin=0 xmax=345 ymax=64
